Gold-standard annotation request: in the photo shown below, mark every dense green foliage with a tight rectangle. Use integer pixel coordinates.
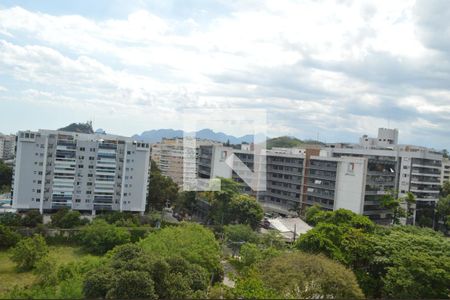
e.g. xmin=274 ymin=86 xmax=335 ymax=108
xmin=230 ymin=252 xmax=364 ymax=299
xmin=437 ymin=194 xmax=450 ymax=232
xmin=0 ymin=213 xmax=21 ymax=227
xmin=8 ymin=254 xmax=102 ymax=299
xmin=174 ymin=191 xmax=197 ymax=216
xmin=260 ymin=252 xmax=364 ymax=299
xmin=51 ymin=208 xmax=88 ymax=228
xmin=297 ymin=208 xmax=450 ymax=298
xmin=147 ymin=160 xmax=179 ymax=211
xmin=228 ymin=194 xmax=264 ymax=229
xmin=224 ymin=224 xmax=259 ymax=255
xmin=140 ymin=223 xmax=222 ymax=279
xmin=0 ymin=160 xmax=12 ymax=193
xmin=0 ymin=224 xmax=21 ymax=248
xmin=96 ymin=210 xmax=141 ymax=226
xmin=78 ymin=219 xmax=131 ymax=254
xmin=10 ymin=234 xmax=49 ymax=271
xmin=84 ymin=243 xmax=209 ymax=299
xmin=21 ymin=210 xmax=43 ymax=227
xmin=205 ymin=178 xmax=263 ymax=228
xmin=441 ymin=180 xmax=450 ymax=197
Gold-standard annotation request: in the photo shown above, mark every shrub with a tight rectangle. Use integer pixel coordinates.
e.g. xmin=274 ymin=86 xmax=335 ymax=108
xmin=0 ymin=224 xmax=21 ymax=248
xmin=51 ymin=208 xmax=86 ymax=228
xmin=0 ymin=212 xmax=22 ymax=226
xmin=21 ymin=210 xmax=43 ymax=227
xmin=78 ymin=219 xmax=131 ymax=254
xmin=10 ymin=234 xmax=49 ymax=271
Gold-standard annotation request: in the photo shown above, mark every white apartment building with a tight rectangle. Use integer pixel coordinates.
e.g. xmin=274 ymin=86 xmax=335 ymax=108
xmin=0 ymin=133 xmax=16 ymax=160
xmin=12 ymin=130 xmax=150 ymax=214
xmin=198 ymin=128 xmax=443 ymax=224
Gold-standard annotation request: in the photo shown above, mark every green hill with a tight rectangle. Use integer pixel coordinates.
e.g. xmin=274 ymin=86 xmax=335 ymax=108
xmin=266 ymin=136 xmax=325 ymax=149
xmin=266 ymin=136 xmax=304 ymax=149
xmin=58 ymin=122 xmax=94 ymax=134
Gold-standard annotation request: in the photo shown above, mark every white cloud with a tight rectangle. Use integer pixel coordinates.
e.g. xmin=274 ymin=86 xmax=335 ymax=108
xmin=0 ymin=1 xmax=449 ymax=149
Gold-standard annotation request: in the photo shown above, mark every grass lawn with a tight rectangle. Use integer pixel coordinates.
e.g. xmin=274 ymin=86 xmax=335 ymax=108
xmin=0 ymin=245 xmax=88 ymax=296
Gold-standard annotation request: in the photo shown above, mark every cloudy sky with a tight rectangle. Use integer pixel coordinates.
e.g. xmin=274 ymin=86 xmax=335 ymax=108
xmin=0 ymin=0 xmax=449 ymax=149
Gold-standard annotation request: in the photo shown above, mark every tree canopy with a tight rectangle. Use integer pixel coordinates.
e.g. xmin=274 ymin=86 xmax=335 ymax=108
xmin=140 ymin=223 xmax=222 ymax=279
xmin=78 ymin=219 xmax=131 ymax=254
xmin=296 ymin=208 xmax=450 ymax=298
xmin=84 ymin=243 xmax=210 ymax=299
xmin=146 ymin=160 xmax=179 ymax=211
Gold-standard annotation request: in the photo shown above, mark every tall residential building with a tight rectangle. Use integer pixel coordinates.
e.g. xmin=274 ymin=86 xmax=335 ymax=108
xmin=197 ymin=128 xmax=443 ymax=225
xmin=323 ymin=129 xmax=443 ymax=224
xmin=441 ymin=158 xmax=450 ymax=185
xmin=12 ymin=130 xmax=150 ymax=213
xmin=151 ymin=137 xmax=220 ymax=186
xmin=0 ymin=133 xmax=16 ymax=160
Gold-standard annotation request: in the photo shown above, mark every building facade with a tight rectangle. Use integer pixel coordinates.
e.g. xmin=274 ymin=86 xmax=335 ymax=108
xmin=12 ymin=130 xmax=150 ymax=213
xmin=197 ymin=128 xmax=443 ymax=224
xmin=152 ymin=138 xmax=220 ymax=186
xmin=0 ymin=133 xmax=16 ymax=160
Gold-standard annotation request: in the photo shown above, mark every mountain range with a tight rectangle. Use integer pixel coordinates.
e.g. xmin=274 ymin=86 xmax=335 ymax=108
xmin=132 ymin=128 xmax=254 ymax=144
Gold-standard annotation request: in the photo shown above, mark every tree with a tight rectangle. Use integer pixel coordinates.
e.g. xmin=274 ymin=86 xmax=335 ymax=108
xmin=232 ymin=269 xmax=280 ymax=299
xmin=78 ymin=219 xmax=131 ymax=254
xmin=298 ymin=208 xmax=450 ymax=299
xmin=440 ymin=180 xmax=450 ymax=197
xmin=0 ymin=160 xmax=12 ymax=193
xmin=84 ymin=243 xmax=210 ymax=299
xmin=436 ymin=195 xmax=450 ymax=232
xmin=370 ymin=226 xmax=450 ymax=298
xmin=96 ymin=211 xmax=140 ymax=226
xmin=304 ymin=203 xmax=323 ymax=225
xmin=207 ymin=178 xmax=242 ymax=225
xmin=380 ymin=191 xmax=406 ymax=225
xmin=140 ymin=223 xmax=222 ymax=279
xmin=174 ymin=191 xmax=197 ymax=216
xmin=229 ymin=194 xmax=264 ymax=229
xmin=0 ymin=224 xmax=21 ymax=248
xmin=51 ymin=208 xmax=86 ymax=228
xmin=258 ymin=252 xmax=364 ymax=299
xmin=402 ymin=192 xmax=416 ymax=225
xmin=146 ymin=160 xmax=178 ymax=211
xmin=0 ymin=212 xmax=22 ymax=226
xmin=107 ymin=270 xmax=157 ymax=299
xmin=21 ymin=210 xmax=43 ymax=227
xmin=224 ymin=224 xmax=259 ymax=256
xmin=10 ymin=234 xmax=48 ymax=271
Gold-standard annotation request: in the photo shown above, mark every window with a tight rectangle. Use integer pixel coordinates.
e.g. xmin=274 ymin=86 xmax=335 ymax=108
xmin=36 ymin=189 xmax=41 ymax=193
xmin=86 ymin=191 xmax=92 ymax=195
xmin=87 ymin=182 xmax=93 ymax=186
xmin=88 ymin=174 xmax=93 ymax=177
xmin=37 ymin=180 xmax=42 ymax=184
xmin=79 ymin=147 xmax=85 ymax=151
xmin=88 ymin=165 xmax=94 ymax=169
xmin=89 ymin=156 xmax=95 ymax=160
xmin=78 ymin=164 xmax=84 ymax=168
xmin=38 ymin=171 xmax=42 ymax=175
xmin=75 ymin=199 xmax=81 ymax=203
